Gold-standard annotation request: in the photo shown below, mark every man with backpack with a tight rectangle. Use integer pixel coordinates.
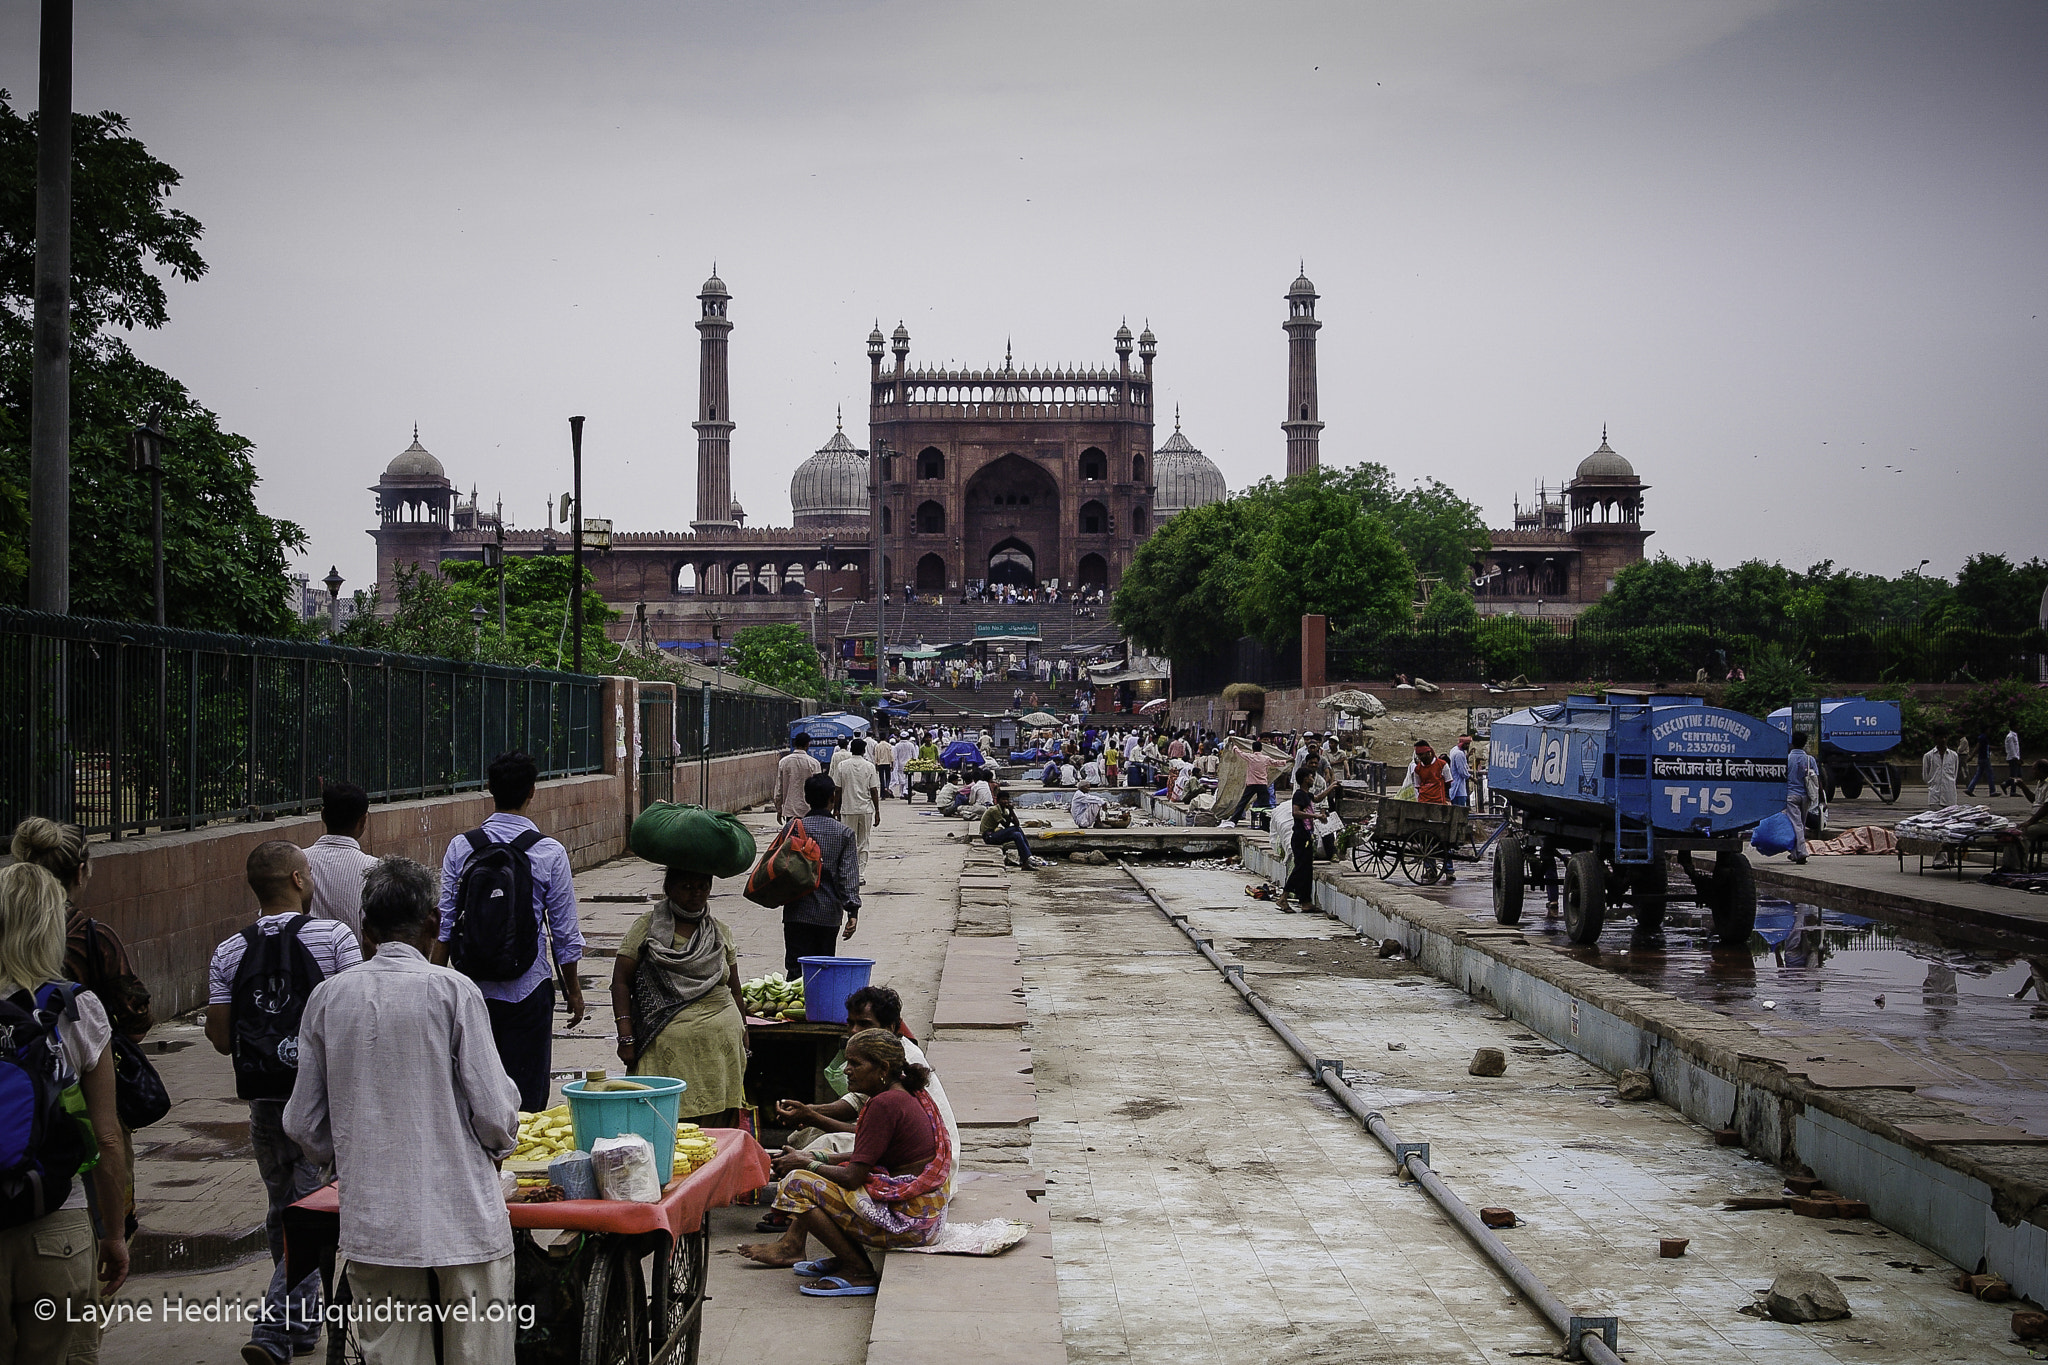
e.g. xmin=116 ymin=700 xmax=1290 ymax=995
xmin=781 ymin=773 xmax=861 ymax=980
xmin=432 ymin=751 xmax=586 ymax=1112
xmin=205 ymin=840 xmax=362 ymax=1365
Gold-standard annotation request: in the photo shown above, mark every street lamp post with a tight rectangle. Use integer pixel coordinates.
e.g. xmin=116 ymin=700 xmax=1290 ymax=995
xmin=569 ymin=416 xmax=585 ymax=674
xmin=470 ymin=603 xmax=486 ymax=658
xmin=128 ymin=418 xmax=166 ymax=627
xmin=323 ymin=566 xmax=344 ymax=636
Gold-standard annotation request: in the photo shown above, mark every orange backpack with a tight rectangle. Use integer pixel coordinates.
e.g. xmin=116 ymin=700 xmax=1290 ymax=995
xmin=744 ymin=818 xmax=825 ymax=908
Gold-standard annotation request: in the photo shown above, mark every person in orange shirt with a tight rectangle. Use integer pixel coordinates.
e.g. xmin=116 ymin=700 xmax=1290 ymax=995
xmin=1411 ymin=740 xmax=1451 ymax=805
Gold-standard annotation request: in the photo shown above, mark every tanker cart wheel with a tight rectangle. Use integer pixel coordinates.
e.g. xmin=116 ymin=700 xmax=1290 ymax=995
xmin=1706 ymin=853 xmax=1758 ymax=945
xmin=1563 ymin=852 xmax=1606 ymax=945
xmin=1838 ymin=767 xmax=1865 ymax=800
xmin=1492 ymin=834 xmax=1526 ymax=925
xmin=1874 ymin=764 xmax=1901 ymax=804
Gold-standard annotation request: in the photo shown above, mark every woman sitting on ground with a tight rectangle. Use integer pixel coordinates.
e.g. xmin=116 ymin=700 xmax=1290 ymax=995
xmin=610 ymin=867 xmax=748 ymax=1128
xmin=739 ymin=1029 xmax=953 ymax=1296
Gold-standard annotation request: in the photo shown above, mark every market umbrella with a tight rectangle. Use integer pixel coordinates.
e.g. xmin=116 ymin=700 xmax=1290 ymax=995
xmin=1020 ymin=712 xmax=1060 ymax=727
xmin=1319 ymin=689 xmax=1387 ymax=718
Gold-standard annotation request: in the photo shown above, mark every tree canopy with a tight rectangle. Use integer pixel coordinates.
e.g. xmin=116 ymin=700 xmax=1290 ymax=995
xmin=0 ymin=91 xmax=302 ymax=633
xmin=1582 ymin=554 xmax=1969 ymax=636
xmin=338 ymin=556 xmax=638 ymax=674
xmin=1114 ymin=467 xmax=1419 ymax=661
xmin=725 ymin=622 xmax=827 ymax=699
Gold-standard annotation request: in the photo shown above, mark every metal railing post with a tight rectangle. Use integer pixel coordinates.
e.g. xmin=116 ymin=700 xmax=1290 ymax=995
xmin=108 ymin=641 xmax=123 ymax=838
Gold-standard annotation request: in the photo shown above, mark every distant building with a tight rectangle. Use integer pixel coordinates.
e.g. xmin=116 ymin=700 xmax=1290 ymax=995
xmin=1472 ymin=429 xmax=1651 ymax=616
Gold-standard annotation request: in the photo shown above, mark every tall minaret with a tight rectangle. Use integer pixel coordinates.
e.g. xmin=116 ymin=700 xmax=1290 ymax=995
xmin=1282 ymin=265 xmax=1323 ymax=477
xmin=692 ymin=268 xmax=735 ymax=530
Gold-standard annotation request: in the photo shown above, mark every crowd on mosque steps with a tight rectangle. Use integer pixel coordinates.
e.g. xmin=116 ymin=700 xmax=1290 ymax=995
xmin=0 ymin=744 xmax=977 ymax=1363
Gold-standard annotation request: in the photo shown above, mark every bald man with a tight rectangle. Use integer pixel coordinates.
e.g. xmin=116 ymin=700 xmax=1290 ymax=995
xmin=206 ymin=841 xmax=362 ymax=1365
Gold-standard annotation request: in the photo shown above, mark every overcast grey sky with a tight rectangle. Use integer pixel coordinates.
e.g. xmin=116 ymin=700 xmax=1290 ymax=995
xmin=4 ymin=1 xmax=2043 ymax=595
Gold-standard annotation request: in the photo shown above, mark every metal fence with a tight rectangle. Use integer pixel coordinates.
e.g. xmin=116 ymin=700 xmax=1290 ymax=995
xmin=1327 ymin=618 xmax=2048 ymax=688
xmin=1 ymin=608 xmax=605 ymax=840
xmin=638 ymin=683 xmax=804 ymax=807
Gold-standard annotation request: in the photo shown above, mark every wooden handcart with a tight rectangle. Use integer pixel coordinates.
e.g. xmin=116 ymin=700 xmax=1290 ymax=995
xmin=1349 ymin=798 xmax=1490 ymax=885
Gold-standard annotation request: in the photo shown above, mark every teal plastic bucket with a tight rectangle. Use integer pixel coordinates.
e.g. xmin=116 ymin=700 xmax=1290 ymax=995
xmin=797 ymin=956 xmax=876 ymax=1024
xmin=563 ymin=1076 xmax=687 ymax=1185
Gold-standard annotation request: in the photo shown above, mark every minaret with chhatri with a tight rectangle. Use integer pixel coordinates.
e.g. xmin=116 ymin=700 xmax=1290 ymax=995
xmin=692 ymin=267 xmax=736 ymax=530
xmin=1283 ymin=264 xmax=1323 ymax=477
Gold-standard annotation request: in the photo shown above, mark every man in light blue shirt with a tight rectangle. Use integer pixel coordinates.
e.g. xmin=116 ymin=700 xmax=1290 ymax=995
xmin=1448 ymin=736 xmax=1472 ymax=808
xmin=1786 ymin=732 xmax=1819 ymax=865
xmin=432 ymin=750 xmax=586 ymax=1110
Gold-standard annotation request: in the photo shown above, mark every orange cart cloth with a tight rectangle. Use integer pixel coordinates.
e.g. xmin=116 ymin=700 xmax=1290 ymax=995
xmin=287 ymin=1128 xmax=770 ymax=1276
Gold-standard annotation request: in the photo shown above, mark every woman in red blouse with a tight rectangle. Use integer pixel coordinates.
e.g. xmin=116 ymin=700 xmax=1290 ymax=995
xmin=738 ymin=1029 xmax=953 ymax=1296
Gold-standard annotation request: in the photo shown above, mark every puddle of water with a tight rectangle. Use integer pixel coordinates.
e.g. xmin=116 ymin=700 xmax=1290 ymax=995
xmin=1382 ymin=852 xmax=2048 ymax=1135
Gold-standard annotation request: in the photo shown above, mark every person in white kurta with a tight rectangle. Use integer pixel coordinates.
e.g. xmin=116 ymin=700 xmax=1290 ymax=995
xmin=1922 ymin=739 xmax=1960 ymax=809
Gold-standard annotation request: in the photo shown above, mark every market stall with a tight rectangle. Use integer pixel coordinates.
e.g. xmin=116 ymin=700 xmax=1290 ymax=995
xmin=285 ymin=1129 xmax=772 ymax=1365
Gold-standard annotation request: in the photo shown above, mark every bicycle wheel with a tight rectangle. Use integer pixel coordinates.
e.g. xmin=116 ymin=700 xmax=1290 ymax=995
xmin=652 ymin=1230 xmax=710 ymax=1365
xmin=327 ymin=1264 xmax=366 ymax=1365
xmin=582 ymin=1239 xmax=646 ymax=1365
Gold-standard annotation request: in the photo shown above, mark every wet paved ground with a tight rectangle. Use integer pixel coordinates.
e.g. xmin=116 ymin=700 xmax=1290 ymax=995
xmin=1367 ymin=848 xmax=2048 ymax=1136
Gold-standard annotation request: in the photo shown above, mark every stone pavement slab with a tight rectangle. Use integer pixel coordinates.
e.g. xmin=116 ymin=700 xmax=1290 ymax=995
xmin=1745 ymin=842 xmax=2048 ymax=943
xmin=925 ymin=1036 xmax=1038 ymax=1127
xmin=868 ymin=1170 xmax=1064 ymax=1364
xmin=934 ymin=935 xmax=1029 ymax=1029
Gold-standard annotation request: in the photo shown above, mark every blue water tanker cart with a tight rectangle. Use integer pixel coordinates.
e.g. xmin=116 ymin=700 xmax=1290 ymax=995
xmin=1766 ymin=697 xmax=1903 ymax=803
xmin=1487 ymin=692 xmax=1786 ymax=946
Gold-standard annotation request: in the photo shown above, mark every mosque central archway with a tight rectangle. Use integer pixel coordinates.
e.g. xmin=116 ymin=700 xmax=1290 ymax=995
xmin=964 ymin=453 xmax=1061 ymax=591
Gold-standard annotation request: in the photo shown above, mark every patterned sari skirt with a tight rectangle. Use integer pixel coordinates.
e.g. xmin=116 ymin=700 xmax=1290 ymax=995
xmin=774 ymin=1169 xmax=947 ymax=1249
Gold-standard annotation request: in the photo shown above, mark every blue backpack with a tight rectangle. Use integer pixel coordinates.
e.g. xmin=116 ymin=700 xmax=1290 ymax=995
xmin=0 ymin=983 xmax=98 ymax=1228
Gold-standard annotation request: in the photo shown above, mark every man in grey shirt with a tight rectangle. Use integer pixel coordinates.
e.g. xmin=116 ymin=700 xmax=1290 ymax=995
xmin=775 ymin=736 xmax=820 ymax=821
xmin=782 ymin=773 xmax=860 ymax=980
xmin=286 ymin=858 xmax=522 ymax=1365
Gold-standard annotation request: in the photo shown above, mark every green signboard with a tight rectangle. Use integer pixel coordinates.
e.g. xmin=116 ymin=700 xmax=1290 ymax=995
xmin=974 ymin=622 xmax=1041 ymax=638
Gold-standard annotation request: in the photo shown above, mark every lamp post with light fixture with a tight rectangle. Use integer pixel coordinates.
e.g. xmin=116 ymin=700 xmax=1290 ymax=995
xmin=323 ymin=566 xmax=344 ymax=636
xmin=128 ymin=417 xmax=166 ymax=627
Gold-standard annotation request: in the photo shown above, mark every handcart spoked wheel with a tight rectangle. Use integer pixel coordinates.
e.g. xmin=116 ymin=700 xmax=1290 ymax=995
xmin=1348 ymin=818 xmax=1399 ymax=879
xmin=1370 ymin=799 xmax=1474 ymax=886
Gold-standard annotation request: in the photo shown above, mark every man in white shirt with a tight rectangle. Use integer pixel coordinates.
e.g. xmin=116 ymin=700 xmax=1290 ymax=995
xmin=892 ymin=734 xmax=917 ymax=799
xmin=838 ymin=738 xmax=884 ymax=874
xmin=286 ymin=857 xmax=522 ymax=1365
xmin=303 ymin=780 xmax=378 ymax=942
xmin=827 ymin=737 xmax=853 ymax=783
xmin=2005 ymin=726 xmax=2034 ymax=801
xmin=1922 ymin=737 xmax=1959 ymax=809
xmin=776 ymin=736 xmax=821 ymax=821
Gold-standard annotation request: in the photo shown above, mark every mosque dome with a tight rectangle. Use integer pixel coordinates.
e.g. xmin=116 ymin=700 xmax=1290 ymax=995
xmin=1152 ymin=413 xmax=1227 ymax=518
xmin=791 ymin=415 xmax=870 ymax=527
xmin=1574 ymin=432 xmax=1636 ymax=481
xmin=699 ymin=271 xmax=729 ymax=298
xmin=382 ymin=431 xmax=447 ymax=482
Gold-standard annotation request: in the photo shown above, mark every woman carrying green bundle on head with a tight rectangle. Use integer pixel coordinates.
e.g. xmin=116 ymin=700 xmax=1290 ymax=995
xmin=610 ymin=867 xmax=749 ymax=1129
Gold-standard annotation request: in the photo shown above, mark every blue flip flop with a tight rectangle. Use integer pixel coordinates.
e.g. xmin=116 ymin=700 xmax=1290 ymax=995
xmin=792 ymin=1258 xmax=838 ymax=1277
xmin=799 ymin=1275 xmax=877 ymax=1297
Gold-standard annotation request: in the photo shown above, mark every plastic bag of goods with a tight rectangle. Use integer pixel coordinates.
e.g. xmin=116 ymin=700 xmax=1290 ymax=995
xmin=590 ymin=1134 xmax=662 ymax=1202
xmin=629 ymin=803 xmax=757 ymax=877
xmin=1750 ymin=810 xmax=1797 ymax=857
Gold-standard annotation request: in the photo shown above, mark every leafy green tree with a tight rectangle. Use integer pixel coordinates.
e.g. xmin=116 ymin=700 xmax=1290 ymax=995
xmin=726 ymin=622 xmax=827 ymax=699
xmin=0 ymin=92 xmax=302 ymax=631
xmin=1240 ymin=477 xmax=1413 ymax=650
xmin=1724 ymin=644 xmax=1815 ymax=719
xmin=1325 ymin=462 xmax=1490 ymax=585
xmin=1418 ymin=584 xmax=1479 ymax=631
xmin=1579 ymin=555 xmax=1720 ymax=629
xmin=1113 ymin=497 xmax=1261 ymax=660
xmin=339 ymin=556 xmax=631 ymax=674
xmin=1939 ymin=553 xmax=2048 ymax=633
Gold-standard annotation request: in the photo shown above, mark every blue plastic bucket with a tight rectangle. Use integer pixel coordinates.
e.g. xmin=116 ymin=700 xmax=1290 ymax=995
xmin=798 ymin=956 xmax=876 ymax=1024
xmin=563 ymin=1076 xmax=687 ymax=1185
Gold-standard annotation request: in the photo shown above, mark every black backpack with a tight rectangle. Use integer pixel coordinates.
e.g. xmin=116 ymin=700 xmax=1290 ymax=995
xmin=229 ymin=915 xmax=325 ymax=1102
xmin=0 ymin=983 xmax=98 ymax=1228
xmin=448 ymin=829 xmax=543 ymax=983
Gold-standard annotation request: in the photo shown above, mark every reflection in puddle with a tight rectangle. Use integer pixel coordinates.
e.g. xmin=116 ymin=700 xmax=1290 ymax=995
xmin=1393 ymin=855 xmax=2048 ymax=1135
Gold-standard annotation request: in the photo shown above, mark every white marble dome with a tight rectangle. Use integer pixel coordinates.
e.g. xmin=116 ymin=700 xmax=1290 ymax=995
xmin=1153 ymin=417 xmax=1227 ymax=518
xmin=1575 ymin=435 xmax=1636 ymax=481
xmin=791 ymin=419 xmax=870 ymax=526
xmin=382 ymin=433 xmax=446 ymax=481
